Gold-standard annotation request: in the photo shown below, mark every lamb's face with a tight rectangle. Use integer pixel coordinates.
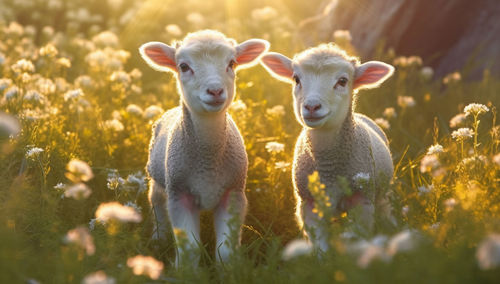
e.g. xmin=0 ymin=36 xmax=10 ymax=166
xmin=139 ymin=30 xmax=269 ymax=115
xmin=260 ymin=45 xmax=394 ymax=130
xmin=176 ymin=43 xmax=237 ymax=114
xmin=292 ymin=57 xmax=355 ymax=129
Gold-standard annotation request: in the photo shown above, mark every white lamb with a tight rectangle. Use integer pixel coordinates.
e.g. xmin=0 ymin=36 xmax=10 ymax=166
xmin=139 ymin=30 xmax=269 ymax=264
xmin=260 ymin=43 xmax=394 ymax=251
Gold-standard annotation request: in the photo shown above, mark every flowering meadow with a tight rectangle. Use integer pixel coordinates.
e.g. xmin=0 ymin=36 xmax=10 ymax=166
xmin=0 ymin=0 xmax=499 ymax=283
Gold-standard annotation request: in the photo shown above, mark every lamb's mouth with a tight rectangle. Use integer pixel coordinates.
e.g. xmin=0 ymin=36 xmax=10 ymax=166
xmin=303 ymin=112 xmax=329 ymax=123
xmin=202 ymin=99 xmax=226 ymax=108
xmin=204 ymin=100 xmax=225 ymax=107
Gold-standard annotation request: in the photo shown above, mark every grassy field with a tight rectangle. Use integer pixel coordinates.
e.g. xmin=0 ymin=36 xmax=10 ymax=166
xmin=0 ymin=0 xmax=499 ymax=283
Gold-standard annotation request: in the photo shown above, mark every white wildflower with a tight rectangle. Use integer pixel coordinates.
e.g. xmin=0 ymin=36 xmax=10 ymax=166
xmin=449 ymin=113 xmax=466 ymax=128
xmin=333 ymin=30 xmax=352 ymax=42
xmin=95 ymin=202 xmax=142 ymax=223
xmin=24 ymin=25 xmax=36 ymax=37
xmin=127 ymin=255 xmax=164 ymax=280
xmin=251 ymin=6 xmax=277 ymax=21
xmin=37 ymin=78 xmax=56 ymax=95
xmin=0 ymin=78 xmax=12 ymax=92
xmin=39 ymin=44 xmax=58 ymax=57
xmin=451 ymin=128 xmax=474 ymax=141
xmin=407 ymin=56 xmax=422 ymax=66
xmin=82 ymin=271 xmax=115 ymax=284
xmin=126 ymin=104 xmax=143 ymax=116
xmin=349 ymin=235 xmax=391 ymax=269
xmin=417 ymin=184 xmax=433 ymax=194
xmin=266 ymin=105 xmax=285 ymax=116
xmin=7 ymin=22 xmax=24 ymax=36
xmin=143 ymin=105 xmax=164 ymax=119
xmin=387 ymin=230 xmax=416 ymax=256
xmin=85 ymin=49 xmax=107 ymax=67
xmin=476 ymin=234 xmax=500 ymax=270
xmin=64 ymin=183 xmax=92 ymax=200
xmin=129 ymin=68 xmax=142 ymax=80
xmin=393 ymin=56 xmax=408 ymax=67
xmin=110 ymin=70 xmax=131 ymax=85
xmin=282 ymin=239 xmax=313 ymax=261
xmin=374 ymin=118 xmax=390 ymax=129
xmin=24 ymin=90 xmax=45 ymax=103
xmin=275 ymin=161 xmax=291 ymax=172
xmin=20 ymin=108 xmax=49 ymax=121
xmin=64 ymin=226 xmax=95 ymax=255
xmin=11 ymin=59 xmax=35 ymax=73
xmin=397 ymin=96 xmax=416 ymax=108
xmin=186 ymin=12 xmax=205 ymax=26
xmin=104 ymin=119 xmax=124 ymax=132
xmin=358 ymin=244 xmax=389 ymax=268
xmin=19 ymin=73 xmax=31 ymax=84
xmin=230 ymin=100 xmax=247 ymax=112
xmin=92 ymin=31 xmax=119 ymax=47
xmin=42 ymin=26 xmax=54 ymax=37
xmin=4 ymin=86 xmax=19 ymax=100
xmin=107 ymin=170 xmax=125 ymax=190
xmin=429 ymin=222 xmax=440 ymax=231
xmin=26 ymin=147 xmax=44 ymax=158
xmin=57 ymin=57 xmax=71 ymax=68
xmin=66 ymin=159 xmax=94 ymax=182
xmin=443 ymin=72 xmax=461 ymax=84
xmin=75 ymin=75 xmax=93 ymax=89
xmin=427 ymin=144 xmax=444 ymax=155
xmin=89 ymin=218 xmax=97 ymax=231
xmin=383 ymin=107 xmax=397 ymax=119
xmin=420 ymin=154 xmax=440 ymax=173
xmin=420 ymin=66 xmax=434 ymax=80
xmin=265 ymin=141 xmax=285 ymax=153
xmin=444 ymin=198 xmax=457 ymax=211
xmin=112 ymin=110 xmax=122 ymax=120
xmin=54 ymin=183 xmax=66 ymax=190
xmin=402 ymin=205 xmax=409 ymax=216
xmin=64 ymin=89 xmax=84 ymax=101
xmin=493 ymin=153 xmax=500 ymax=166
xmin=165 ymin=24 xmax=182 ymax=37
xmin=464 ymin=103 xmax=489 ymax=117
xmin=127 ymin=172 xmax=147 ymax=192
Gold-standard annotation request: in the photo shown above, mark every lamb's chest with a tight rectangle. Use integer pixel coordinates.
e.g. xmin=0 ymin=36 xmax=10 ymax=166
xmin=188 ymin=170 xmax=231 ymax=210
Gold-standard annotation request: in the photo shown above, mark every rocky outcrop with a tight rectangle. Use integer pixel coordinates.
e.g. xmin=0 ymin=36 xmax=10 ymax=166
xmin=299 ymin=0 xmax=500 ymax=79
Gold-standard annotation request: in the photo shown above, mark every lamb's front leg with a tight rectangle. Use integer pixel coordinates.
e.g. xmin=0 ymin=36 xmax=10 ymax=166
xmin=167 ymin=193 xmax=200 ymax=267
xmin=302 ymin=199 xmax=330 ymax=253
xmin=149 ymin=180 xmax=170 ymax=241
xmin=214 ymin=189 xmax=247 ymax=262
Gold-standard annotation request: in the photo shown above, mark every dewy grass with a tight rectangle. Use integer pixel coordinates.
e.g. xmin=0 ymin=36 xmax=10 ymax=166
xmin=0 ymin=1 xmax=499 ymax=283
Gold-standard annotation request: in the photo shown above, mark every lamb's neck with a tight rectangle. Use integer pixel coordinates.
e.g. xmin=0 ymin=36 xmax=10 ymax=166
xmin=307 ymin=113 xmax=355 ymax=154
xmin=182 ymin=104 xmax=227 ymax=150
xmin=306 ymin=112 xmax=355 ymax=179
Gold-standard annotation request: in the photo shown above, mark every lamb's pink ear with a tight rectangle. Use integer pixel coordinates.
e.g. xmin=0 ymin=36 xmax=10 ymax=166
xmin=139 ymin=42 xmax=177 ymax=73
xmin=260 ymin=52 xmax=293 ymax=83
xmin=353 ymin=61 xmax=394 ymax=90
xmin=235 ymin=39 xmax=270 ymax=68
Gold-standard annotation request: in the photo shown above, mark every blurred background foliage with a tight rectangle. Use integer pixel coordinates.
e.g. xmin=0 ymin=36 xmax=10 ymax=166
xmin=0 ymin=0 xmax=499 ymax=283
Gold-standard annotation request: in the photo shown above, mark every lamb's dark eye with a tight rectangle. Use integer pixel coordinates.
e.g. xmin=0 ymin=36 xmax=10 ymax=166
xmin=179 ymin=63 xmax=191 ymax=73
xmin=293 ymin=75 xmax=301 ymax=85
xmin=227 ymin=60 xmax=236 ymax=71
xmin=335 ymin=77 xmax=348 ymax=88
